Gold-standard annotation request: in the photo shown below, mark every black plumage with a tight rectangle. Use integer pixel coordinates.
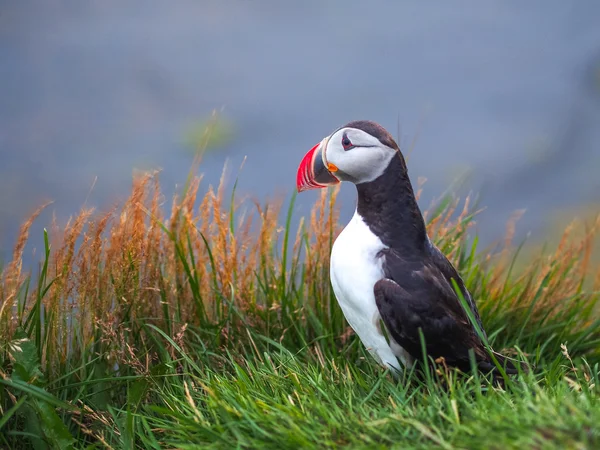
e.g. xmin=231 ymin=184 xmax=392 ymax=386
xmin=348 ymin=120 xmax=519 ymax=379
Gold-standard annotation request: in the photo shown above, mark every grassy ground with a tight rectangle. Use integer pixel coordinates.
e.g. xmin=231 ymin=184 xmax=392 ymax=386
xmin=0 ymin=162 xmax=599 ymax=449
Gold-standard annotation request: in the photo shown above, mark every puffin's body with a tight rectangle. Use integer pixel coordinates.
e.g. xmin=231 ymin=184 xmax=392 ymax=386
xmin=297 ymin=120 xmax=518 ymax=378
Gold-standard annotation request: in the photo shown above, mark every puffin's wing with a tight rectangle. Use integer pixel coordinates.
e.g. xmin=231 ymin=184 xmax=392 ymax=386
xmin=373 ymin=275 xmax=487 ymax=372
xmin=427 ymin=244 xmax=486 ymax=336
xmin=375 ymin=250 xmax=519 ymax=375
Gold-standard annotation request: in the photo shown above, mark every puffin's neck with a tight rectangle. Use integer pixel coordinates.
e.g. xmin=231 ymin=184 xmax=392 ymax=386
xmin=355 ymin=154 xmax=428 ymax=253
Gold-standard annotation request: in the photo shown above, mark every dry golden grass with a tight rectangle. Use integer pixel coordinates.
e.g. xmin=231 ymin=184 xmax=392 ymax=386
xmin=0 ymin=170 xmax=323 ymax=369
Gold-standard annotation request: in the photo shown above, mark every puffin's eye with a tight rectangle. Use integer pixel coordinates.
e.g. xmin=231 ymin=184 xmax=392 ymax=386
xmin=342 ymin=134 xmax=354 ymax=150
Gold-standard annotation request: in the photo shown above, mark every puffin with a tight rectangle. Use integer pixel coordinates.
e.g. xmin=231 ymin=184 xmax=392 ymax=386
xmin=296 ymin=120 xmax=519 ymax=379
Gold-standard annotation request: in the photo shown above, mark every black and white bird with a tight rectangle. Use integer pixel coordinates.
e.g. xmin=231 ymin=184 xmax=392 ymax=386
xmin=296 ymin=120 xmax=518 ymax=379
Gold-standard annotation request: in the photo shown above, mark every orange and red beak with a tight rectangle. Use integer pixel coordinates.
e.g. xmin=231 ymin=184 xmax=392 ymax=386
xmin=296 ymin=138 xmax=340 ymax=192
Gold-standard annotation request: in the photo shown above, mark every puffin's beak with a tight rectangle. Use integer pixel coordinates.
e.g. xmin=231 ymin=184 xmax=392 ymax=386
xmin=296 ymin=138 xmax=340 ymax=192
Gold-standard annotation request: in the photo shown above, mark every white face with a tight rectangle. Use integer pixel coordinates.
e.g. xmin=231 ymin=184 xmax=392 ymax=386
xmin=323 ymin=127 xmax=398 ymax=185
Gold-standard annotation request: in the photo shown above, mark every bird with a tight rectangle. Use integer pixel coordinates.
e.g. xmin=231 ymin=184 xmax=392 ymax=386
xmin=296 ymin=119 xmax=519 ymax=381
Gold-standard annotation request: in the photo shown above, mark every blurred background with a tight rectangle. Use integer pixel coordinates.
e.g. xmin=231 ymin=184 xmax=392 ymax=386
xmin=1 ymin=1 xmax=600 ymax=264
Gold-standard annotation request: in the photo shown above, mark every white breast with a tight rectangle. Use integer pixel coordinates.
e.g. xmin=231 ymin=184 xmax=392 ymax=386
xmin=330 ymin=211 xmax=411 ymax=371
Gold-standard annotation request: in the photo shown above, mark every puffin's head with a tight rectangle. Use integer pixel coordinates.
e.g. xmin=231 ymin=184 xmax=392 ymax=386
xmin=296 ymin=120 xmax=400 ymax=192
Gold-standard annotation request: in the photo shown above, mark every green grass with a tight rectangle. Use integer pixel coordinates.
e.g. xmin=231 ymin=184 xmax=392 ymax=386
xmin=0 ymin=163 xmax=599 ymax=449
xmin=135 ymin=348 xmax=599 ymax=449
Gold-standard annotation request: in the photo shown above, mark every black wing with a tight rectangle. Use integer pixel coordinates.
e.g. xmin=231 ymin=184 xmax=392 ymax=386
xmin=427 ymin=244 xmax=486 ymax=338
xmin=374 ymin=245 xmax=516 ymax=375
